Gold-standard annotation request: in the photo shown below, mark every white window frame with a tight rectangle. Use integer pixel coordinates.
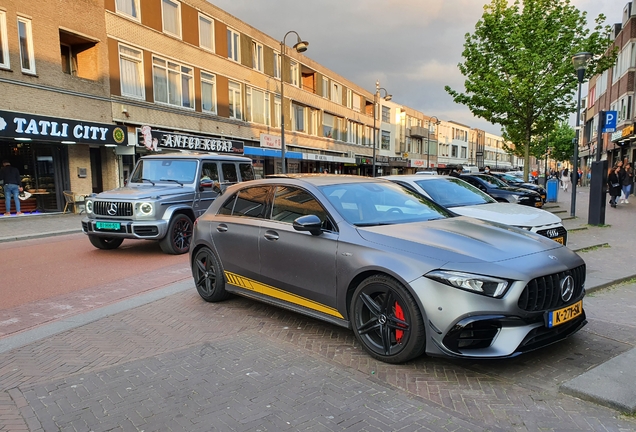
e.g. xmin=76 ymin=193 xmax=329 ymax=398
xmin=200 ymin=71 xmax=217 ymax=114
xmin=352 ymin=92 xmax=361 ymax=112
xmin=346 ymin=89 xmax=353 ymax=109
xmin=228 ymin=81 xmax=242 ymax=120
xmin=292 ymin=103 xmax=306 ymax=133
xmin=152 ymin=55 xmax=194 ymax=109
xmin=198 ymin=13 xmax=214 ymax=52
xmin=161 ymin=0 xmax=181 ymax=38
xmin=322 ymin=77 xmax=329 ymax=99
xmin=246 ymin=86 xmax=270 ymax=126
xmin=289 ymin=60 xmax=299 ymax=87
xmin=0 ymin=11 xmax=9 ymax=69
xmin=119 ymin=44 xmax=145 ymax=100
xmin=227 ymin=28 xmax=240 ymax=63
xmin=330 ymin=82 xmax=341 ymax=104
xmin=252 ymin=41 xmax=264 ymax=72
xmin=115 ymin=0 xmax=140 ymax=21
xmin=273 ymin=51 xmax=281 ymax=79
xmin=17 ymin=17 xmax=35 ymax=74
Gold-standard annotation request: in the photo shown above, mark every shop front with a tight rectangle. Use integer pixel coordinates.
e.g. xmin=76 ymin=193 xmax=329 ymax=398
xmin=0 ymin=110 xmax=127 ymax=215
xmin=610 ymin=125 xmax=635 ymax=166
xmin=356 ymin=157 xmax=374 ymax=177
xmin=389 ymin=157 xmax=409 ymax=175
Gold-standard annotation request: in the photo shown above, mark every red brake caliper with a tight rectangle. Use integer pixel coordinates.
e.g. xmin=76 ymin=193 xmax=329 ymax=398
xmin=395 ymin=302 xmax=405 ymax=343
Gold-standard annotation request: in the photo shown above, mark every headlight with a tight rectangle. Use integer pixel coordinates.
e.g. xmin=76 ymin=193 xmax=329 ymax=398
xmin=509 ymin=194 xmax=520 ymax=202
xmin=137 ymin=202 xmax=154 ymax=216
xmin=516 ymin=226 xmax=532 ymax=231
xmin=86 ymin=200 xmax=93 ymax=214
xmin=426 ymin=270 xmax=511 ymax=298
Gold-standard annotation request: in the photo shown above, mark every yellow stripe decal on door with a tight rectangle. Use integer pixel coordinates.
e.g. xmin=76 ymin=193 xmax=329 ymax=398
xmin=224 ymin=271 xmax=344 ymax=319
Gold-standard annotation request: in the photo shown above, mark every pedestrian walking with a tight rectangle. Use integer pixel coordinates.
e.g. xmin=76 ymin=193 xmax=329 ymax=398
xmin=607 ymin=165 xmax=622 ymax=208
xmin=621 ymin=162 xmax=633 ymax=203
xmin=1 ymin=160 xmax=24 ymax=216
xmin=561 ymin=168 xmax=571 ymax=192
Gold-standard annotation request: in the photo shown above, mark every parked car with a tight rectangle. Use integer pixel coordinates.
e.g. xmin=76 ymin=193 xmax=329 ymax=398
xmin=460 ymin=173 xmax=544 ymax=208
xmin=82 ymin=153 xmax=254 ymax=254
xmin=490 ymin=172 xmax=546 ymax=201
xmin=383 ymin=175 xmax=566 ymax=245
xmin=415 ymin=170 xmax=438 ymax=175
xmin=190 ymin=174 xmax=586 ymax=363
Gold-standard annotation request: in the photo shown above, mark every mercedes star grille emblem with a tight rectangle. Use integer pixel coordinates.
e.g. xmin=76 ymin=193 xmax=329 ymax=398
xmin=560 ymin=275 xmax=575 ymax=302
xmin=107 ymin=202 xmax=118 ymax=216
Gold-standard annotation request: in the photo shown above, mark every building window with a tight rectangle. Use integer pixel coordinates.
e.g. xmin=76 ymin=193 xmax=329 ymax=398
xmin=331 ymin=82 xmax=341 ymax=104
xmin=228 ymin=81 xmax=242 ymax=120
xmin=273 ymin=94 xmax=281 ymax=128
xmin=381 ymin=106 xmax=390 ymax=123
xmin=152 ymin=56 xmax=193 ymax=108
xmin=252 ymin=41 xmax=263 ymax=72
xmin=381 ymin=130 xmax=391 ymax=150
xmin=119 ymin=44 xmax=144 ymax=99
xmin=352 ymin=92 xmax=361 ymax=112
xmin=0 ymin=11 xmax=8 ymax=69
xmin=246 ymin=87 xmax=270 ymax=125
xmin=292 ymin=103 xmax=305 ymax=132
xmin=199 ymin=14 xmax=214 ymax=51
xmin=227 ymin=28 xmax=240 ymax=62
xmin=322 ymin=77 xmax=329 ymax=98
xmin=346 ymin=89 xmax=352 ymax=108
xmin=461 ymin=147 xmax=467 ymax=159
xmin=60 ymin=45 xmax=76 ymax=75
xmin=161 ymin=0 xmax=181 ymax=38
xmin=115 ymin=0 xmax=139 ymax=20
xmin=201 ymin=71 xmax=216 ymax=113
xmin=17 ymin=17 xmax=35 ymax=74
xmin=273 ymin=51 xmax=280 ymax=79
xmin=289 ymin=60 xmax=299 ymax=86
xmin=323 ymin=113 xmax=334 ymax=139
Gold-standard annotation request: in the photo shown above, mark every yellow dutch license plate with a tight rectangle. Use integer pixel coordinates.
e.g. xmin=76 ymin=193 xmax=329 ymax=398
xmin=547 ymin=300 xmax=583 ymax=328
xmin=553 ymin=237 xmax=564 ymax=245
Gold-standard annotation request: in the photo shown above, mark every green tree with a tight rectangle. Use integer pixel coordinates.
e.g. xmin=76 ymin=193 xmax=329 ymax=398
xmin=445 ymin=0 xmax=617 ymax=181
xmin=548 ymin=121 xmax=576 ymax=162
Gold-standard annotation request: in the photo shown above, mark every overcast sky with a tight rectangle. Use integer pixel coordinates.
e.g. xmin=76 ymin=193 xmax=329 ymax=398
xmin=209 ymin=0 xmax=628 ymax=135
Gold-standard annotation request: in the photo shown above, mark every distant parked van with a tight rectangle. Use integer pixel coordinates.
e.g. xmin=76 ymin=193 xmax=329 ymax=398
xmin=462 ymin=165 xmax=480 ymax=174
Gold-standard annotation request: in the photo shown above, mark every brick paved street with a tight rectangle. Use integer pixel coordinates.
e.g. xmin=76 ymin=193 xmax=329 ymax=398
xmin=1 ymin=283 xmax=635 ymax=431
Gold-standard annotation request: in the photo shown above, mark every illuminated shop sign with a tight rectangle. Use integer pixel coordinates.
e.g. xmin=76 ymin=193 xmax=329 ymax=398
xmin=137 ymin=126 xmax=244 ymax=154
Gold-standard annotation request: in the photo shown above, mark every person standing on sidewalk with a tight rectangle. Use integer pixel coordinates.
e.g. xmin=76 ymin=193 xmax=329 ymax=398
xmin=621 ymin=162 xmax=633 ymax=203
xmin=607 ymin=165 xmax=622 ymax=208
xmin=1 ymin=160 xmax=24 ymax=216
xmin=561 ymin=168 xmax=571 ymax=191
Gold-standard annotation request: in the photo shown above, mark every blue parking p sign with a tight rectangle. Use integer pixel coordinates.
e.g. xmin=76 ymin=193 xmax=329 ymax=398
xmin=603 ymin=111 xmax=617 ymax=133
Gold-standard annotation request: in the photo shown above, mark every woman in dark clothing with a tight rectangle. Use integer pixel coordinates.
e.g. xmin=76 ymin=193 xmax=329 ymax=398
xmin=621 ymin=162 xmax=633 ymax=204
xmin=607 ymin=166 xmax=622 ymax=208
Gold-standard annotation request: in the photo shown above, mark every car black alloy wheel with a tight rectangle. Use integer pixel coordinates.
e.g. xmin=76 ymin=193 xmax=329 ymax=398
xmin=192 ymin=247 xmax=229 ymax=302
xmin=160 ymin=214 xmax=193 ymax=254
xmin=351 ymin=275 xmax=426 ymax=363
xmin=88 ymin=235 xmax=124 ymax=250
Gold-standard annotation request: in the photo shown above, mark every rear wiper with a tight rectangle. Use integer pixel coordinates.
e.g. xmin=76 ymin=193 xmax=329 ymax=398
xmin=159 ymin=179 xmax=184 ymax=186
xmin=140 ymin=178 xmax=155 ymax=186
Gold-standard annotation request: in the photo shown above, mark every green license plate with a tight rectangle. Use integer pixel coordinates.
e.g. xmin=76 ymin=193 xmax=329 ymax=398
xmin=96 ymin=222 xmax=121 ymax=230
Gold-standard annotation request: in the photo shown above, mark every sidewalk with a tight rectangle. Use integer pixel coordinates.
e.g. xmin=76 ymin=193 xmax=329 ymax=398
xmin=0 ymin=190 xmax=635 ymax=416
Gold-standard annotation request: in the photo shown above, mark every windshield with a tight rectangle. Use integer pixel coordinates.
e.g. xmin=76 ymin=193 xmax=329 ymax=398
xmin=414 ymin=178 xmax=496 ymax=207
xmin=320 ymin=181 xmax=453 ymax=226
xmin=500 ymin=174 xmax=522 ymax=183
xmin=130 ymin=159 xmax=198 ymax=184
xmin=475 ymin=174 xmax=508 ymax=188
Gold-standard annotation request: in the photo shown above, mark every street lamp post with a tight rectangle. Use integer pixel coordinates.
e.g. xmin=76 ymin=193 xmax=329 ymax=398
xmin=571 ymin=51 xmax=592 ymax=218
xmin=425 ymin=116 xmax=440 ymax=169
xmin=279 ymin=31 xmax=308 ymax=174
xmin=372 ymin=81 xmax=391 ymax=177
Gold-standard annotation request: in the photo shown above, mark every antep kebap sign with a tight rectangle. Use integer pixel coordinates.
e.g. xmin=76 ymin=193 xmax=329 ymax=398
xmin=138 ymin=126 xmax=244 ymax=154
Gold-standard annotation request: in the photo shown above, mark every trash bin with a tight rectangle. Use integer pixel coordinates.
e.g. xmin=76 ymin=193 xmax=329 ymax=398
xmin=546 ymin=178 xmax=559 ymax=202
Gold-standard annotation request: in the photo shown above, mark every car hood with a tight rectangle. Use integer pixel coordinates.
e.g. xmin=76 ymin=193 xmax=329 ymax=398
xmin=356 ymin=216 xmax=560 ymax=264
xmin=495 ymin=186 xmax=538 ymax=195
xmin=448 ymin=203 xmax=560 ymax=227
xmin=90 ymin=185 xmax=189 ymax=200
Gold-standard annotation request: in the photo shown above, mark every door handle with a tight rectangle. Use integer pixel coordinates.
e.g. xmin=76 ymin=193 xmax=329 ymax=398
xmin=263 ymin=230 xmax=279 ymax=241
xmin=216 ymin=224 xmax=228 ymax=232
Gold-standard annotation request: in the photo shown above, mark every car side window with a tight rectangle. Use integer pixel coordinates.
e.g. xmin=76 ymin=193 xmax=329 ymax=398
xmin=271 ymin=186 xmax=334 ymax=230
xmin=200 ymin=162 xmax=219 ymax=185
xmin=221 ymin=163 xmax=239 ymax=183
xmin=231 ymin=186 xmax=269 ymax=218
xmin=239 ymin=163 xmax=255 ymax=181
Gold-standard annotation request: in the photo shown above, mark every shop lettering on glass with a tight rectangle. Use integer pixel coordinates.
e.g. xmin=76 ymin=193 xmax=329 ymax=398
xmin=0 ymin=110 xmax=127 ymax=145
xmin=139 ymin=127 xmax=244 ymax=154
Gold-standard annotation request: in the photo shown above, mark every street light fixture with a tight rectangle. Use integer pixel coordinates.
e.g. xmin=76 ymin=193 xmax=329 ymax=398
xmin=279 ymin=31 xmax=309 ymax=174
xmin=425 ymin=116 xmax=440 ymax=169
xmin=571 ymin=51 xmax=592 ymax=218
xmin=372 ymin=81 xmax=391 ymax=177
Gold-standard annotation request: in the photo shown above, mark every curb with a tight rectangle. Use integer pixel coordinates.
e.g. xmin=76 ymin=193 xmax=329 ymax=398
xmin=0 ymin=228 xmax=82 ymax=243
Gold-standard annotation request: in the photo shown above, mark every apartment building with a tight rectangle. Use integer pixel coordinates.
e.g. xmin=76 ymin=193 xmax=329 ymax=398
xmin=0 ymin=0 xmax=126 ymax=214
xmin=582 ymin=2 xmax=636 ymax=169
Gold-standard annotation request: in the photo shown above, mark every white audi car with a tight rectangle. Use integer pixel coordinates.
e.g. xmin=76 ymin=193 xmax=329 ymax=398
xmin=384 ymin=175 xmax=567 ymax=245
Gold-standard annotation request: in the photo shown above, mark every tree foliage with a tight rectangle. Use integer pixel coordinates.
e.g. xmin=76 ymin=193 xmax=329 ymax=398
xmin=445 ymin=0 xmax=617 ymax=180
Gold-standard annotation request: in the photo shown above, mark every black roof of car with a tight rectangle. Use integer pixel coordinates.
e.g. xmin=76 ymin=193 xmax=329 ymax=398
xmin=140 ymin=153 xmax=251 ymax=161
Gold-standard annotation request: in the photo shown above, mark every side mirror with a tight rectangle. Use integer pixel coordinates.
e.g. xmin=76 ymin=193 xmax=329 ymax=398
xmin=293 ymin=214 xmax=323 ymax=236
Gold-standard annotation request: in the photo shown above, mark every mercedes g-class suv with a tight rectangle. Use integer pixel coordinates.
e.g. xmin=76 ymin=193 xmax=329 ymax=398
xmin=82 ymin=153 xmax=254 ymax=254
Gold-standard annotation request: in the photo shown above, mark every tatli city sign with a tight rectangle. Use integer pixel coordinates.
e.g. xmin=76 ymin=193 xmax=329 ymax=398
xmin=0 ymin=110 xmax=127 ymax=145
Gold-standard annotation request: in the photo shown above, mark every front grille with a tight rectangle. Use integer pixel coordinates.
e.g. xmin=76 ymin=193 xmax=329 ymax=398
xmin=517 ymin=264 xmax=586 ymax=312
xmin=537 ymin=226 xmax=568 ymax=244
xmin=93 ymin=201 xmax=133 ymax=217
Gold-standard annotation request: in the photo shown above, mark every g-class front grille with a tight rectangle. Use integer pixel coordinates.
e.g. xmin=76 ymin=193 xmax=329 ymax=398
xmin=517 ymin=264 xmax=586 ymax=312
xmin=93 ymin=201 xmax=133 ymax=217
